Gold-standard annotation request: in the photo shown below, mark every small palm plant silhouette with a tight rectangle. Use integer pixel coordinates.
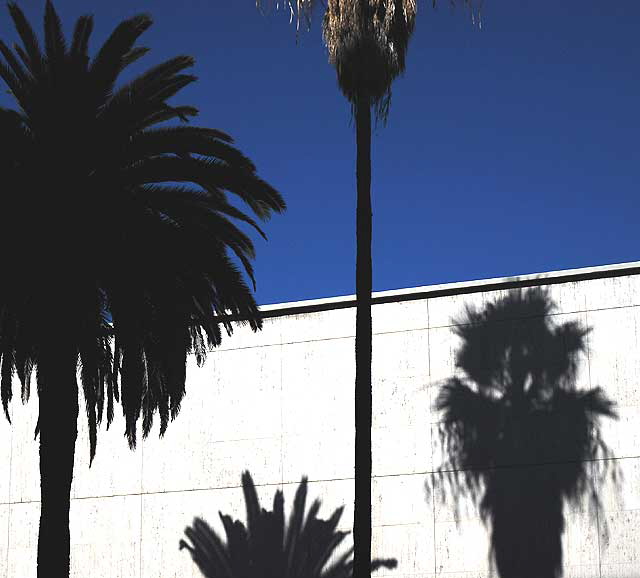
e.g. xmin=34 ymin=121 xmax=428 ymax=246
xmin=433 ymin=288 xmax=617 ymax=578
xmin=180 ymin=471 xmax=397 ymax=578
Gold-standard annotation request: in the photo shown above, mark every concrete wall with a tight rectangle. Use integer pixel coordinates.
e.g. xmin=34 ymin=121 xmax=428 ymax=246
xmin=1 ymin=263 xmax=639 ymax=577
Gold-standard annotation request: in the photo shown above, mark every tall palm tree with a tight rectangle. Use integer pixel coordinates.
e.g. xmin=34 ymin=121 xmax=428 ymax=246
xmin=180 ymin=471 xmax=397 ymax=577
xmin=0 ymin=3 xmax=285 ymax=576
xmin=256 ymin=2 xmax=475 ymax=577
xmin=256 ymin=3 xmax=415 ymax=576
xmin=433 ymin=289 xmax=617 ymax=578
xmin=321 ymin=5 xmax=416 ymax=578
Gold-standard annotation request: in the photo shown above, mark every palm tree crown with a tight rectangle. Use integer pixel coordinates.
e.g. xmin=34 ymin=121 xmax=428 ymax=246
xmin=261 ymin=0 xmax=481 ymax=112
xmin=322 ymin=0 xmax=416 ymax=111
xmin=0 ymin=1 xmax=285 ymax=460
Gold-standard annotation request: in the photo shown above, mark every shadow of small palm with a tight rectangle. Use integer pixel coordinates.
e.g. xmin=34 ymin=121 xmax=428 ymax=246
xmin=432 ymin=288 xmax=618 ymax=578
xmin=180 ymin=471 xmax=397 ymax=578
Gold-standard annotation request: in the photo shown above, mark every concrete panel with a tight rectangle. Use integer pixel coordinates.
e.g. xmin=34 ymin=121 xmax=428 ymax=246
xmin=0 ymin=504 xmax=8 ymax=577
xmin=373 ymin=523 xmax=435 ymax=574
xmin=372 ymin=474 xmax=432 ymax=527
xmin=372 ymin=329 xmax=430 ymax=382
xmin=144 ymin=434 xmax=282 ymax=495
xmin=9 ymin=397 xmax=40 ymax=504
xmin=281 ymin=308 xmax=355 ymax=344
xmin=597 ymin=405 xmax=640 ymax=461
xmin=601 ymin=562 xmax=640 ymax=578
xmin=69 ymin=495 xmax=141 ymax=578
xmin=281 ymin=338 xmax=353 ymax=436
xmin=282 ymin=429 xmax=353 ymax=483
xmin=562 ymin=566 xmax=601 ymax=578
xmin=426 ymin=573 xmax=481 ymax=578
xmin=142 ymin=350 xmax=282 ymax=493
xmin=600 ymin=509 xmax=640 ymax=566
xmin=583 ymin=274 xmax=640 ymax=311
xmin=372 ymin=376 xmax=431 ymax=436
xmin=372 ymin=299 xmax=429 ymax=334
xmin=204 ymin=347 xmax=283 ymax=441
xmin=561 ymin=508 xmax=600 ymax=567
xmin=598 ymin=456 xmax=640 ymax=513
xmin=372 ymin=424 xmax=431 ymax=477
xmin=587 ymin=306 xmax=640 ymax=409
xmin=435 ymin=515 xmax=490 ymax=575
xmin=426 ymin=325 xmax=462 ymax=386
xmin=7 ymin=501 xmax=38 ymax=577
xmin=598 ymin=457 xmax=640 ymax=569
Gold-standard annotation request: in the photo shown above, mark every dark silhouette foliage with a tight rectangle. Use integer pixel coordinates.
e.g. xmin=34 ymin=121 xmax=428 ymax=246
xmin=0 ymin=2 xmax=284 ymax=575
xmin=432 ymin=288 xmax=618 ymax=578
xmin=180 ymin=471 xmax=397 ymax=578
xmin=0 ymin=0 xmax=285 ymax=457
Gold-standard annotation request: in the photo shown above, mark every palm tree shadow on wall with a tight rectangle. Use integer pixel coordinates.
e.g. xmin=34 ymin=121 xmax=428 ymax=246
xmin=429 ymin=288 xmax=619 ymax=578
xmin=179 ymin=471 xmax=397 ymax=577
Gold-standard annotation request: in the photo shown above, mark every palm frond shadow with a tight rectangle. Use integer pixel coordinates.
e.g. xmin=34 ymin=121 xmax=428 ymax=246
xmin=428 ymin=288 xmax=619 ymax=578
xmin=180 ymin=471 xmax=397 ymax=578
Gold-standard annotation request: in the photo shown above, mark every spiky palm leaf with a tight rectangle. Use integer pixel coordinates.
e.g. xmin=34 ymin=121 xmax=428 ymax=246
xmin=0 ymin=1 xmax=285 ymax=460
xmin=180 ymin=471 xmax=397 ymax=578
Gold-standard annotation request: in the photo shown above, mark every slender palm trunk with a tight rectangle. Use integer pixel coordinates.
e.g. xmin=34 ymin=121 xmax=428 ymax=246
xmin=353 ymin=93 xmax=372 ymax=578
xmin=37 ymin=339 xmax=78 ymax=577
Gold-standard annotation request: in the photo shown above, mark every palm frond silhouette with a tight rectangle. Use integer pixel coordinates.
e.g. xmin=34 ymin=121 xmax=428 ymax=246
xmin=180 ymin=471 xmax=397 ymax=578
xmin=433 ymin=288 xmax=617 ymax=578
xmin=0 ymin=2 xmax=284 ymax=575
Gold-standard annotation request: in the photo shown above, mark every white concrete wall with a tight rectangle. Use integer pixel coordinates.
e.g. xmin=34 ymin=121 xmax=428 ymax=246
xmin=1 ymin=265 xmax=639 ymax=577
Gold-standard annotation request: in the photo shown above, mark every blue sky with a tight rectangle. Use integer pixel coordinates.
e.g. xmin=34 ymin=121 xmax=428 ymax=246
xmin=2 ymin=1 xmax=639 ymax=304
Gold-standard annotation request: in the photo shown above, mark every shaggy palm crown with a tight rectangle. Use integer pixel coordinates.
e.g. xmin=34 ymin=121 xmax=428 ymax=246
xmin=259 ymin=0 xmax=416 ymax=108
xmin=0 ymin=2 xmax=285 ymax=460
xmin=322 ymin=0 xmax=416 ymax=106
xmin=261 ymin=0 xmax=481 ymax=112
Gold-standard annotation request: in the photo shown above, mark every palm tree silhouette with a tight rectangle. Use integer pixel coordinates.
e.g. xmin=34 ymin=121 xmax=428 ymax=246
xmin=255 ymin=3 xmax=478 ymax=576
xmin=433 ymin=288 xmax=617 ymax=578
xmin=180 ymin=471 xmax=397 ymax=578
xmin=256 ymin=3 xmax=415 ymax=576
xmin=0 ymin=3 xmax=285 ymax=576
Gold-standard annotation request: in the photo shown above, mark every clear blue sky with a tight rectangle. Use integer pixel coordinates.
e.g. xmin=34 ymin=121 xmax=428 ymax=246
xmin=2 ymin=1 xmax=639 ymax=304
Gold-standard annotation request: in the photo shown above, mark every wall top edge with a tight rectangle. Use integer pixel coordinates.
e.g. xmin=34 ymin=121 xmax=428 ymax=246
xmin=257 ymin=260 xmax=640 ymax=318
